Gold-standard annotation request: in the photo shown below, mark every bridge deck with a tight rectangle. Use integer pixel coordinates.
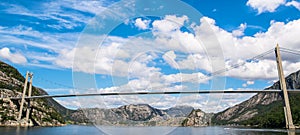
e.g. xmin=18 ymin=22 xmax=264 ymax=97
xmin=2 ymin=89 xmax=300 ymax=100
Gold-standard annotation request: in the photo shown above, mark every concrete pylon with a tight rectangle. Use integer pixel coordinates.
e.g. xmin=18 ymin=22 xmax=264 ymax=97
xmin=18 ymin=71 xmax=29 ymax=122
xmin=275 ymin=44 xmax=295 ymax=129
xmin=25 ymin=73 xmax=33 ymax=126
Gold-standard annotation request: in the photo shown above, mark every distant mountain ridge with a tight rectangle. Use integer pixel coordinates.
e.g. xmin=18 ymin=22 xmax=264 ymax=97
xmin=164 ymin=105 xmax=194 ymax=117
xmin=70 ymin=104 xmax=201 ymax=126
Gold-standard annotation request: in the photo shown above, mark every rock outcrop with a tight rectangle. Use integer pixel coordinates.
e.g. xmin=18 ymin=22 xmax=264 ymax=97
xmin=181 ymin=109 xmax=211 ymax=126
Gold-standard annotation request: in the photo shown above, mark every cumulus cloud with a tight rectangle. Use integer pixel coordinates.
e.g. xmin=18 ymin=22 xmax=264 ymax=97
xmin=232 ymin=23 xmax=247 ymax=37
xmin=134 ymin=18 xmax=150 ymax=30
xmin=163 ymin=72 xmax=209 ymax=84
xmin=0 ymin=47 xmax=27 ymax=64
xmin=55 ymin=36 xmax=131 ymax=75
xmin=162 ymin=51 xmax=212 ymax=72
xmin=193 ymin=16 xmax=300 ymax=79
xmin=162 ymin=51 xmax=178 ymax=68
xmin=246 ymin=0 xmax=300 ymax=14
xmin=152 ymin=15 xmax=188 ymax=33
xmin=55 ymin=15 xmax=300 ymax=82
xmin=286 ymin=1 xmax=300 ymax=10
xmin=246 ymin=0 xmax=286 ymax=14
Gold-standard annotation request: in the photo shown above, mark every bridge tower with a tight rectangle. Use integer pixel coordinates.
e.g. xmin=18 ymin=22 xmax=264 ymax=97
xmin=275 ymin=44 xmax=295 ymax=129
xmin=17 ymin=71 xmax=33 ymax=126
xmin=25 ymin=73 xmax=33 ymax=125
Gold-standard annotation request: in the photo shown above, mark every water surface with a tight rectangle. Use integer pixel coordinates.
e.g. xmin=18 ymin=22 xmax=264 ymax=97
xmin=0 ymin=125 xmax=299 ymax=135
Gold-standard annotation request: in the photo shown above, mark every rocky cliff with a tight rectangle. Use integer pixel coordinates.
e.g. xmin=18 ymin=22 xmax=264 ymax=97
xmin=0 ymin=61 xmax=67 ymax=126
xmin=212 ymin=70 xmax=300 ymax=127
xmin=181 ymin=109 xmax=211 ymax=126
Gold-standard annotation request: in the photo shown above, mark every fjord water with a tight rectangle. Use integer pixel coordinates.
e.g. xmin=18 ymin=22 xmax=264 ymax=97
xmin=0 ymin=125 xmax=298 ymax=135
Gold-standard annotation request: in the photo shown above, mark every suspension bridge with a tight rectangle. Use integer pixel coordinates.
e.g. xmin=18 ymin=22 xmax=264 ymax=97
xmin=1 ymin=45 xmax=300 ymax=129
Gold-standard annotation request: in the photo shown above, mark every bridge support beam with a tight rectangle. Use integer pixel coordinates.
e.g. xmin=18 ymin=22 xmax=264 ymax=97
xmin=275 ymin=44 xmax=295 ymax=129
xmin=18 ymin=71 xmax=29 ymax=123
xmin=17 ymin=71 xmax=33 ymax=126
xmin=25 ymin=73 xmax=33 ymax=126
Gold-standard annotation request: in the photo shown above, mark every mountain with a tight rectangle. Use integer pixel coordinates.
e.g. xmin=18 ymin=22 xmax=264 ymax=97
xmin=0 ymin=61 xmax=69 ymax=126
xmin=212 ymin=70 xmax=300 ymax=128
xmin=70 ymin=104 xmax=200 ymax=126
xmin=181 ymin=109 xmax=211 ymax=126
xmin=164 ymin=105 xmax=194 ymax=117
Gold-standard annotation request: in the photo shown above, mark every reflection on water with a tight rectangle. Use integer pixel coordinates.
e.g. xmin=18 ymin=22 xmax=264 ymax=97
xmin=228 ymin=128 xmax=297 ymax=135
xmin=0 ymin=125 xmax=299 ymax=135
xmin=288 ymin=130 xmax=296 ymax=135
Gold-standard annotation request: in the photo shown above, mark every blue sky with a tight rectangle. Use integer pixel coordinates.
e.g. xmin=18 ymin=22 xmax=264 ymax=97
xmin=0 ymin=0 xmax=300 ymax=112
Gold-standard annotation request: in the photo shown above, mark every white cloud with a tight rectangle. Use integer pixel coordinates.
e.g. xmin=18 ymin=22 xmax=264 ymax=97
xmin=54 ymin=35 xmax=131 ymax=75
xmin=154 ymin=30 xmax=205 ymax=54
xmin=55 ymin=48 xmax=76 ymax=69
xmin=0 ymin=47 xmax=27 ymax=64
xmin=62 ymin=0 xmax=106 ymax=15
xmin=128 ymin=79 xmax=152 ymax=91
xmin=232 ymin=23 xmax=247 ymax=37
xmin=242 ymin=80 xmax=255 ymax=87
xmin=162 ymin=51 xmax=212 ymax=72
xmin=1 ymin=0 xmax=110 ymax=30
xmin=163 ymin=72 xmax=209 ymax=84
xmin=2 ymin=1 xmax=299 ymax=82
xmin=152 ymin=15 xmax=188 ymax=33
xmin=162 ymin=51 xmax=178 ymax=68
xmin=246 ymin=0 xmax=286 ymax=14
xmin=128 ymin=60 xmax=161 ymax=80
xmin=247 ymin=80 xmax=255 ymax=85
xmin=134 ymin=18 xmax=150 ymax=30
xmin=179 ymin=54 xmax=212 ymax=72
xmin=0 ymin=24 xmax=79 ymax=69
xmin=286 ymin=1 xmax=300 ymax=10
xmin=193 ymin=16 xmax=300 ymax=80
xmin=54 ymin=15 xmax=300 ymax=82
xmin=225 ymin=59 xmax=277 ymax=80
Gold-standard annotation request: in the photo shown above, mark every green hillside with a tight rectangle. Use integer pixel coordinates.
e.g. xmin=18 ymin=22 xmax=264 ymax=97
xmin=212 ymin=69 xmax=300 ymax=128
